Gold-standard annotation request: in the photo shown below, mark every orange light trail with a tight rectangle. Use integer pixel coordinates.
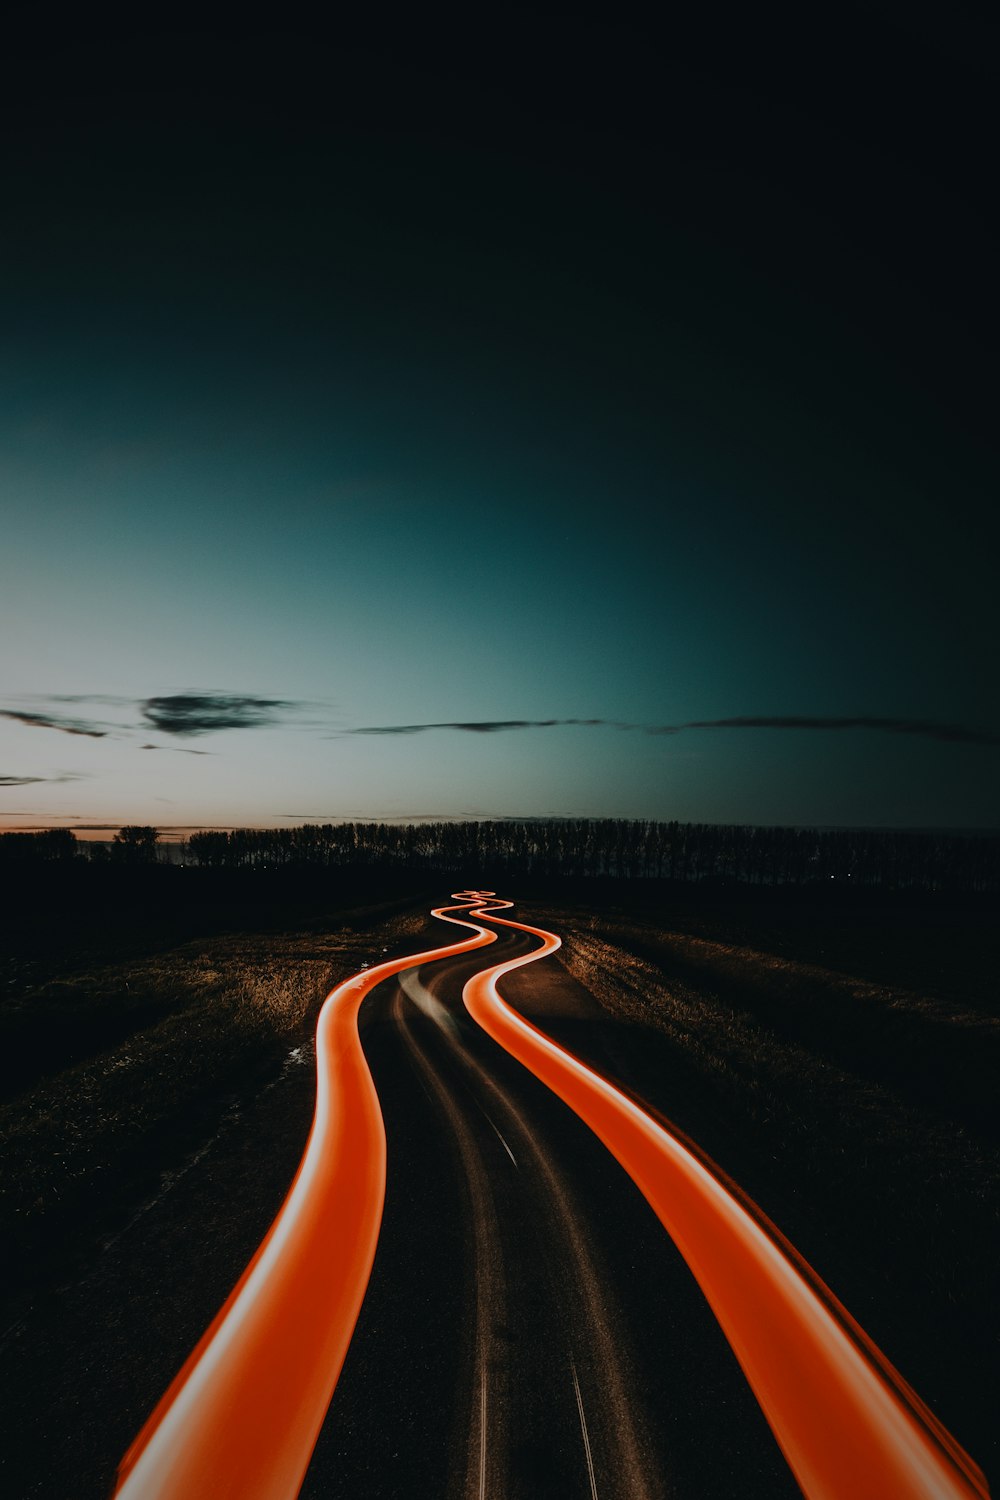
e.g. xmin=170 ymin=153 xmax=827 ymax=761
xmin=450 ymin=896 xmax=990 ymax=1500
xmin=113 ymin=916 xmax=499 ymax=1500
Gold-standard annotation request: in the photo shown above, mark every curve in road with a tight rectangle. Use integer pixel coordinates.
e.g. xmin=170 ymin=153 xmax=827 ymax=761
xmin=393 ymin=958 xmax=662 ymax=1500
xmin=113 ymin=916 xmax=500 ymax=1500
xmin=452 ymin=896 xmax=990 ymax=1500
xmin=113 ymin=890 xmax=990 ymax=1500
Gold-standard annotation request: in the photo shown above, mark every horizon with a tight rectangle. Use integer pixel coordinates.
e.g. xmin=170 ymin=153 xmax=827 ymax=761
xmin=6 ymin=817 xmax=999 ymax=846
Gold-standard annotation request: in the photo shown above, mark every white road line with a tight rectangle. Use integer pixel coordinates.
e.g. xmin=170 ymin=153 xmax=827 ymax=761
xmin=485 ymin=1115 xmax=518 ymax=1166
xmin=400 ymin=969 xmax=518 ymax=1168
xmin=571 ymin=1359 xmax=599 ymax=1500
xmin=479 ymin=1368 xmax=488 ymax=1500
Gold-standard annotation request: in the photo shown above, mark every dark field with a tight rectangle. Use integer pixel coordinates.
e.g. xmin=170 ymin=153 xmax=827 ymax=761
xmin=0 ymin=870 xmax=997 ymax=1496
xmin=522 ymin=886 xmax=1000 ymax=1488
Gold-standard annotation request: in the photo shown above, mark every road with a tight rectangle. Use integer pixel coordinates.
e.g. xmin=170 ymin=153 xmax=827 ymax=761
xmin=114 ymin=895 xmax=990 ymax=1500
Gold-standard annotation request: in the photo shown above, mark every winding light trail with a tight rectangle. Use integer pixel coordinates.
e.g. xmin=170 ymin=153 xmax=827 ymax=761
xmin=448 ymin=895 xmax=990 ymax=1500
xmin=113 ymin=890 xmax=989 ymax=1500
xmin=113 ymin=917 xmax=499 ymax=1500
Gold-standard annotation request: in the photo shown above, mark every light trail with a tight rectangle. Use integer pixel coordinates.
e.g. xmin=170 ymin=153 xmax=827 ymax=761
xmin=398 ymin=925 xmax=655 ymax=1500
xmin=113 ymin=917 xmax=499 ymax=1500
xmin=447 ymin=895 xmax=990 ymax=1500
xmin=391 ymin=969 xmax=506 ymax=1500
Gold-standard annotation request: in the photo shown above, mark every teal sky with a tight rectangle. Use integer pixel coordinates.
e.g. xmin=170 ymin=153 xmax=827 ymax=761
xmin=2 ymin=16 xmax=997 ymax=835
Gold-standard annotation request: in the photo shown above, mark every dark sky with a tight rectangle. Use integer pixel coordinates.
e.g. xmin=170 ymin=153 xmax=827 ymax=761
xmin=2 ymin=7 xmax=997 ymax=830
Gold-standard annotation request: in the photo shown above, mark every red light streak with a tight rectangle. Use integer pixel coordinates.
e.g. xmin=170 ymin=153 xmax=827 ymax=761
xmin=113 ymin=890 xmax=989 ymax=1499
xmin=114 ymin=918 xmax=499 ymax=1500
xmin=452 ymin=896 xmax=989 ymax=1500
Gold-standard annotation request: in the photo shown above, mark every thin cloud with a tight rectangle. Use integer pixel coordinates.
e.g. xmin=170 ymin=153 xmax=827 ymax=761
xmin=67 ymin=828 xmax=215 ymax=840
xmin=277 ymin=811 xmax=491 ymax=822
xmin=348 ymin=718 xmax=625 ymax=736
xmin=141 ymin=693 xmax=310 ymax=736
xmin=45 ymin=694 xmax=136 ymax=705
xmin=0 ymin=709 xmax=108 ymax=738
xmin=274 ymin=811 xmax=627 ymax=822
xmin=646 ymin=715 xmax=1000 ymax=746
xmin=64 ymin=823 xmax=250 ymax=834
xmin=1 ymin=772 xmax=83 ymax=786
xmin=347 ymin=715 xmax=998 ymax=747
xmin=138 ymin=743 xmax=214 ymax=755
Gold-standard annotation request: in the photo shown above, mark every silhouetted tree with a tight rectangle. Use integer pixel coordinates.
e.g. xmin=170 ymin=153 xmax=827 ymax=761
xmin=111 ymin=825 xmax=160 ymax=865
xmin=175 ymin=819 xmax=998 ymax=892
xmin=0 ymin=828 xmax=78 ymax=864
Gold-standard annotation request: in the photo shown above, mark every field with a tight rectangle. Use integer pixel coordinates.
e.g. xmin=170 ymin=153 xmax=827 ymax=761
xmin=0 ymin=870 xmax=996 ymax=1496
xmin=523 ymin=888 xmax=1000 ymax=1483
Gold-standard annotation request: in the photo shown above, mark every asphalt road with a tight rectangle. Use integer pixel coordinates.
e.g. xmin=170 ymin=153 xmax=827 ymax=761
xmin=300 ymin=915 xmax=802 ymax=1500
xmin=100 ymin=896 xmax=988 ymax=1499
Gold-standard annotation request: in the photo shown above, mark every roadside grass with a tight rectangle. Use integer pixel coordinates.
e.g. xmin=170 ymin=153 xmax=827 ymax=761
xmin=575 ymin=919 xmax=1000 ymax=1138
xmin=0 ymin=903 xmax=429 ymax=1294
xmin=529 ymin=902 xmax=1000 ymax=1476
xmin=556 ymin=923 xmax=999 ymax=1183
xmin=582 ymin=886 xmax=1000 ymax=1019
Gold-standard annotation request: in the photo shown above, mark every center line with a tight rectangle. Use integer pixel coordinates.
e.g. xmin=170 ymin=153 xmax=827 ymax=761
xmin=479 ymin=1368 xmax=488 ymax=1500
xmin=486 ymin=1117 xmax=518 ymax=1166
xmin=571 ymin=1359 xmax=599 ymax=1500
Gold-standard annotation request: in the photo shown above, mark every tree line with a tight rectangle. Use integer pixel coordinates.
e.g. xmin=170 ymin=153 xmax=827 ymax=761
xmin=2 ymin=820 xmax=996 ymax=891
xmin=183 ymin=819 xmax=999 ymax=891
xmin=0 ymin=826 xmax=160 ymax=866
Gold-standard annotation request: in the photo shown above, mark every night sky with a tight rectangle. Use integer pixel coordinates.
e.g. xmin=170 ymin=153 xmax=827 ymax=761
xmin=2 ymin=10 xmax=997 ymax=835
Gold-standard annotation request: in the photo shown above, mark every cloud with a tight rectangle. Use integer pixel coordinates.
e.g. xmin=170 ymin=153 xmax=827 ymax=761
xmin=0 ymin=772 xmax=81 ymax=787
xmin=4 ymin=691 xmax=333 ymax=742
xmin=45 ymin=694 xmax=137 ymax=706
xmin=277 ymin=811 xmax=490 ymax=822
xmin=67 ymin=823 xmax=247 ymax=833
xmin=646 ymin=715 xmax=1000 ymax=746
xmin=349 ymin=718 xmax=625 ymax=735
xmin=138 ymin=743 xmax=213 ymax=755
xmin=275 ymin=810 xmax=625 ymax=823
xmin=140 ymin=694 xmax=306 ymax=736
xmin=348 ymin=715 xmax=999 ymax=746
xmin=0 ymin=709 xmax=107 ymax=737
xmin=0 ymin=809 xmax=81 ymax=815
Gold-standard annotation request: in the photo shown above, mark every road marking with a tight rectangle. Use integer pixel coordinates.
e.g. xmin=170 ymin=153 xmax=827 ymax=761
xmin=393 ymin=976 xmax=504 ymax=1500
xmin=479 ymin=1367 xmax=488 ymax=1500
xmin=485 ymin=1114 xmax=518 ymax=1167
xmin=400 ymin=968 xmax=519 ymax=1169
xmin=571 ymin=1359 xmax=600 ymax=1500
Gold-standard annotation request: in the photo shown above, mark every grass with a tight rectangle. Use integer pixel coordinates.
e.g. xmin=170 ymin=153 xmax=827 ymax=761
xmin=0 ymin=895 xmax=431 ymax=1296
xmin=1 ymin=873 xmax=996 ymax=1490
xmin=519 ymin=893 xmax=1000 ymax=1481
